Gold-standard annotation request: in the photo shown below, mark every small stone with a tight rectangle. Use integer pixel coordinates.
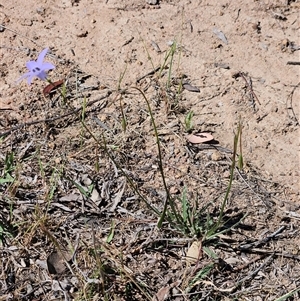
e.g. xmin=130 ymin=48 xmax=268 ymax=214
xmin=55 ymin=157 xmax=61 ymax=164
xmin=76 ymin=30 xmax=88 ymax=38
xmin=223 ymin=170 xmax=231 ymax=178
xmin=146 ymin=0 xmax=158 ymax=4
xmin=231 ymin=71 xmax=240 ymax=78
xmin=211 ymin=151 xmax=222 ymax=161
xmin=36 ymin=7 xmax=45 ymax=15
xmin=82 ymin=174 xmax=92 ymax=186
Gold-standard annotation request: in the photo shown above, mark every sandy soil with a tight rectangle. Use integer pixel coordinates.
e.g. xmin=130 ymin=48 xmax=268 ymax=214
xmin=1 ymin=0 xmax=299 ymax=195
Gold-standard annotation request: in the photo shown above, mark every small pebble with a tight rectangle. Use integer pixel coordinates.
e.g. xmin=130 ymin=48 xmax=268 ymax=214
xmin=223 ymin=171 xmax=231 ymax=178
xmin=146 ymin=0 xmax=158 ymax=4
xmin=55 ymin=157 xmax=61 ymax=164
xmin=76 ymin=30 xmax=88 ymax=37
xmin=211 ymin=151 xmax=222 ymax=161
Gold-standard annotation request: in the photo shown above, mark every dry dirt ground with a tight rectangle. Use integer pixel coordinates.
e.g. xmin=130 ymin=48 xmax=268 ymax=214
xmin=0 ymin=0 xmax=300 ymax=300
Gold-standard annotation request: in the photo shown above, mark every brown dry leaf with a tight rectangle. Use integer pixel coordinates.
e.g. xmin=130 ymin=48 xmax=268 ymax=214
xmin=186 ymin=241 xmax=202 ymax=264
xmin=186 ymin=133 xmax=214 ymax=144
xmin=47 ymin=249 xmax=72 ymax=275
xmin=109 ymin=177 xmax=126 ymax=212
xmin=182 ymin=82 xmax=200 ymax=93
xmin=43 ymin=79 xmax=64 ymax=97
xmin=153 ymin=286 xmax=170 ymax=301
xmin=153 ymin=280 xmax=181 ymax=301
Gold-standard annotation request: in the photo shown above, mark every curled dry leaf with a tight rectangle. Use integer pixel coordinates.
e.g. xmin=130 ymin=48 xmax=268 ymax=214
xmin=47 ymin=249 xmax=72 ymax=274
xmin=182 ymin=82 xmax=200 ymax=93
xmin=213 ymin=28 xmax=228 ymax=45
xmin=153 ymin=280 xmax=181 ymax=301
xmin=43 ymin=79 xmax=64 ymax=97
xmin=151 ymin=40 xmax=161 ymax=53
xmin=186 ymin=132 xmax=214 ymax=144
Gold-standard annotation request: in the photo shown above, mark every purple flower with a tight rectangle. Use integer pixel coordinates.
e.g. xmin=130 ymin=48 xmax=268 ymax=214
xmin=17 ymin=48 xmax=55 ymax=85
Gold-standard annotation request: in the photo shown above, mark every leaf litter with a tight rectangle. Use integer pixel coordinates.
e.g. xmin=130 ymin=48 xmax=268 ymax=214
xmin=1 ymin=61 xmax=300 ymax=300
xmin=1 ymin=47 xmax=300 ymax=301
xmin=212 ymin=28 xmax=228 ymax=45
xmin=186 ymin=132 xmax=214 ymax=144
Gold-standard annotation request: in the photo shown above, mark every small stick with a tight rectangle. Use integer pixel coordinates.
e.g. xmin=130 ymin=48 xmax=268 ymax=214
xmin=286 ymin=83 xmax=299 ymax=125
xmin=237 ymin=254 xmax=274 ymax=285
xmin=239 ymin=225 xmax=286 ymax=250
xmin=287 ymin=61 xmax=300 ymax=65
xmin=235 ymin=254 xmax=264 ymax=271
xmin=136 ymin=66 xmax=160 ymax=83
xmin=239 ymin=72 xmax=261 ymax=105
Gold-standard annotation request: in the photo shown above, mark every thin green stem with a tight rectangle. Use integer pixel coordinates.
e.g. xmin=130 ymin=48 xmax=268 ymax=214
xmin=216 ymin=122 xmax=242 ymax=228
xmin=131 ymin=87 xmax=182 ymax=228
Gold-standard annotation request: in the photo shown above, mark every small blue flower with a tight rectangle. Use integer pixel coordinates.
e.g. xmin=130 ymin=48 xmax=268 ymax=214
xmin=17 ymin=48 xmax=55 ymax=85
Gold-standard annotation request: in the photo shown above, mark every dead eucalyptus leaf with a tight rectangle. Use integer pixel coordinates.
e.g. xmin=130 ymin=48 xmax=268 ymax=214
xmin=182 ymin=83 xmax=200 ymax=93
xmin=47 ymin=249 xmax=72 ymax=275
xmin=109 ymin=178 xmax=126 ymax=212
xmin=151 ymin=40 xmax=161 ymax=53
xmin=213 ymin=28 xmax=228 ymax=45
xmin=153 ymin=285 xmax=170 ymax=301
xmin=153 ymin=280 xmax=181 ymax=301
xmin=186 ymin=133 xmax=214 ymax=144
xmin=43 ymin=79 xmax=64 ymax=97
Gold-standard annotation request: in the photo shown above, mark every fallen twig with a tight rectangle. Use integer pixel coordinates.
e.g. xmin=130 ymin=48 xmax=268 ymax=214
xmin=239 ymin=72 xmax=261 ymax=105
xmin=287 ymin=61 xmax=300 ymax=65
